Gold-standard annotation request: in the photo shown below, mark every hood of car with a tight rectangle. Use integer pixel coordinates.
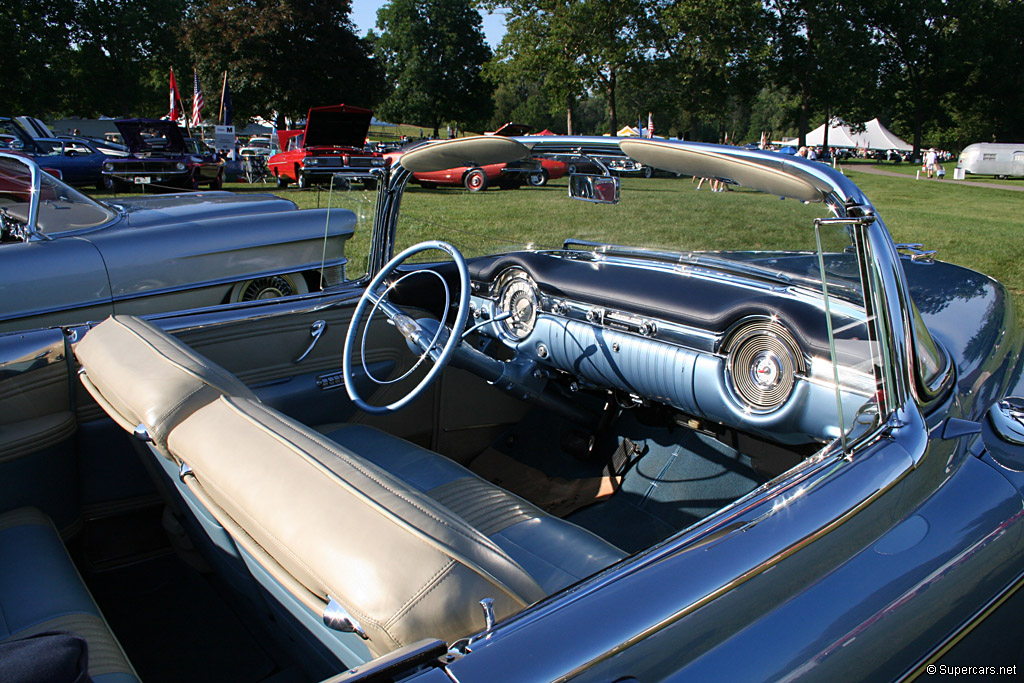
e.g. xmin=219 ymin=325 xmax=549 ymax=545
xmin=108 ymin=191 xmax=298 ymax=228
xmin=302 ymin=104 xmax=373 ymax=149
xmin=115 ymin=119 xmax=189 ymax=155
xmin=489 ymin=123 xmax=533 ymax=137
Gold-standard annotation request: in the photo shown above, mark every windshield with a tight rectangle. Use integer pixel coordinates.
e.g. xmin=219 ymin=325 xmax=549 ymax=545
xmin=0 ymin=155 xmax=116 ymax=235
xmin=386 ymin=144 xmax=888 ymax=449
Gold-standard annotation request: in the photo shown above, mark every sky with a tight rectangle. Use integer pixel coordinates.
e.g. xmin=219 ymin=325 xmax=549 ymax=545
xmin=348 ymin=1 xmax=508 ymax=48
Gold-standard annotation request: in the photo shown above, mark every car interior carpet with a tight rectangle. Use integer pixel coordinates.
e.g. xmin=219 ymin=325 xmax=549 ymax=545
xmin=80 ymin=552 xmax=289 ymax=682
xmin=568 ymin=421 xmax=768 ymax=553
xmin=470 ymin=407 xmax=767 ymax=553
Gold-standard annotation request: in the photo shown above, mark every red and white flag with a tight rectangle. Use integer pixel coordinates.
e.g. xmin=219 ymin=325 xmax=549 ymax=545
xmin=190 ymin=71 xmax=205 ymax=127
xmin=646 ymin=112 xmax=654 ymax=138
xmin=169 ymin=68 xmax=183 ymax=122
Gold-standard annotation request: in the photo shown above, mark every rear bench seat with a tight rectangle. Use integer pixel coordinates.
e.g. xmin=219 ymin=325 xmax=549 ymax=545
xmin=75 ymin=315 xmax=625 ymax=662
xmin=0 ymin=507 xmax=138 ymax=682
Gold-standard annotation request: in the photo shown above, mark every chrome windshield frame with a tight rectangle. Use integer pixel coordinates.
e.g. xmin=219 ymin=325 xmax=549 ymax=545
xmin=0 ymin=151 xmax=43 ymax=239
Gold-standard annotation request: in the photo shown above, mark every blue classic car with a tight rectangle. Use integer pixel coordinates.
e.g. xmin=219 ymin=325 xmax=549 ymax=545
xmin=0 ymin=116 xmax=126 ymax=189
xmin=0 ymin=151 xmax=355 ymax=333
xmin=1 ymin=136 xmax=1023 ymax=682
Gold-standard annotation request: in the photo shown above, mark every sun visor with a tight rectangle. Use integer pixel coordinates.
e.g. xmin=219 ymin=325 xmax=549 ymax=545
xmin=400 ymin=136 xmax=531 ymax=172
xmin=620 ymin=139 xmax=833 ymax=203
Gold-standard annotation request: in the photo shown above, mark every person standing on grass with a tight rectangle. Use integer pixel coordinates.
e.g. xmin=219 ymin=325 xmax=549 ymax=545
xmin=925 ymin=148 xmax=938 ymax=178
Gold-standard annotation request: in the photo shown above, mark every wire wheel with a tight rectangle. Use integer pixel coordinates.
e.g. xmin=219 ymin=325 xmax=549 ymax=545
xmin=231 ymin=274 xmax=307 ymax=302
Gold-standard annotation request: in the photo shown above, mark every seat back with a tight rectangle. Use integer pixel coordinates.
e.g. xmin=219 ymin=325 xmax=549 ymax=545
xmin=169 ymin=395 xmax=545 ymax=657
xmin=75 ymin=315 xmax=257 ymax=448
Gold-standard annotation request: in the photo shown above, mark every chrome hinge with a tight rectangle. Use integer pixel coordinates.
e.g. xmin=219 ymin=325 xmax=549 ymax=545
xmin=894 ymin=243 xmax=937 ymax=263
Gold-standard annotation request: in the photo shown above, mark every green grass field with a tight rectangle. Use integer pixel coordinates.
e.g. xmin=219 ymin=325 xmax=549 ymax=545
xmin=96 ymin=166 xmax=1023 ymax=316
xmin=218 ymin=169 xmax=1023 ymax=309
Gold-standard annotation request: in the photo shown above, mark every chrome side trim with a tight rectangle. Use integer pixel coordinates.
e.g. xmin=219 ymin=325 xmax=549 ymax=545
xmin=901 ymin=567 xmax=1024 ymax=681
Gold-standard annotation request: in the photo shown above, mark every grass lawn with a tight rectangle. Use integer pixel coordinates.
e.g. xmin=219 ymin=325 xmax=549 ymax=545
xmin=96 ymin=165 xmax=1023 ymax=316
xmin=220 ymin=169 xmax=1019 ymax=311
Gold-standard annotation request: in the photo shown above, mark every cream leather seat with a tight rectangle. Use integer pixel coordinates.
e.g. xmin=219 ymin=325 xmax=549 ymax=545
xmin=75 ymin=315 xmax=625 ymax=663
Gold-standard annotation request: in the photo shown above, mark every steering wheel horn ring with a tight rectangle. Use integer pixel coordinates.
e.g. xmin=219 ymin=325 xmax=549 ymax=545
xmin=343 ymin=240 xmax=471 ymax=414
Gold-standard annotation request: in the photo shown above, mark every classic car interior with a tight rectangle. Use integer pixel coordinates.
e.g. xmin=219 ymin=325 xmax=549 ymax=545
xmin=0 ymin=138 xmax=894 ymax=681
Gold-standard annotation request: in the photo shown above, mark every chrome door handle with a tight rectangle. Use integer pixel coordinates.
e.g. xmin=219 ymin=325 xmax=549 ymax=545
xmin=294 ymin=320 xmax=327 ymax=363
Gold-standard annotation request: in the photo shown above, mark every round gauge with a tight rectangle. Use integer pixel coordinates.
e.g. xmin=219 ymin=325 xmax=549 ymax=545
xmin=496 ymin=268 xmax=540 ymax=340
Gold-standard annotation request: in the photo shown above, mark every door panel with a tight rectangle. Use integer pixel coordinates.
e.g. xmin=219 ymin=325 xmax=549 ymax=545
xmin=0 ymin=327 xmax=79 ymax=526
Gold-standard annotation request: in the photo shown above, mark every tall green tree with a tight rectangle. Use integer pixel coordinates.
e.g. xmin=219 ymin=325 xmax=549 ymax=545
xmin=862 ymin=0 xmax=963 ymax=154
xmin=766 ymin=0 xmax=877 ymax=147
xmin=68 ymin=0 xmax=189 ymax=118
xmin=485 ymin=0 xmax=648 ymax=135
xmin=1 ymin=0 xmax=76 ymax=117
xmin=372 ymin=0 xmax=492 ymax=137
xmin=182 ymin=0 xmax=386 ymax=125
xmin=642 ymin=0 xmax=769 ymax=141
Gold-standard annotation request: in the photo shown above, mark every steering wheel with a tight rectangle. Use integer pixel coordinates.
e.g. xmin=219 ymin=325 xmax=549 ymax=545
xmin=343 ymin=240 xmax=471 ymax=414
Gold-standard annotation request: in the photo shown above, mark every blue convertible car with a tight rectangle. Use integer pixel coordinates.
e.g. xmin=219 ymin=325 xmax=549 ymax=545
xmin=1 ymin=136 xmax=1023 ymax=682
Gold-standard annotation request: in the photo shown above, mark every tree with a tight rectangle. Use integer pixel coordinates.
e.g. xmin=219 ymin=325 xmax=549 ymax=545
xmin=372 ymin=0 xmax=493 ymax=137
xmin=68 ymin=0 xmax=189 ymax=118
xmin=485 ymin=0 xmax=648 ymax=135
xmin=766 ymin=0 xmax=878 ymax=148
xmin=641 ymin=0 xmax=770 ymax=141
xmin=182 ymin=0 xmax=386 ymax=126
xmin=861 ymin=0 xmax=964 ymax=155
xmin=1 ymin=0 xmax=79 ymax=117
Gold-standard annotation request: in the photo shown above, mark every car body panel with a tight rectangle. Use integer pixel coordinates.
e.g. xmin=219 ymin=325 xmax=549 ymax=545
xmin=0 ymin=153 xmax=356 ymax=332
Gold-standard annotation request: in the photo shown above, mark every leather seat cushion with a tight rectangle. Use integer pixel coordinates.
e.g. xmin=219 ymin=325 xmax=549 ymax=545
xmin=168 ymin=396 xmax=547 ymax=656
xmin=324 ymin=424 xmax=626 ymax=594
xmin=0 ymin=507 xmax=138 ymax=682
xmin=76 ymin=315 xmax=257 ymax=445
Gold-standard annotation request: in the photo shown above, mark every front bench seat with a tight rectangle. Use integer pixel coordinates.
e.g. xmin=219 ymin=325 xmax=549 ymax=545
xmin=168 ymin=395 xmax=548 ymax=658
xmin=0 ymin=507 xmax=138 ymax=682
xmin=324 ymin=424 xmax=625 ymax=594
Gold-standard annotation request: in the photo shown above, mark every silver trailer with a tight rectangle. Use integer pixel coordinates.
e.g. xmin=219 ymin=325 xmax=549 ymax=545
xmin=957 ymin=142 xmax=1024 ymax=178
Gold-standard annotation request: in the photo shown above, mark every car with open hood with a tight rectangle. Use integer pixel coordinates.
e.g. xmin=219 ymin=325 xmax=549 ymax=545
xmin=0 ymin=151 xmax=354 ymax=333
xmin=268 ymin=104 xmax=385 ymax=190
xmin=101 ymin=118 xmax=224 ymax=191
xmin=2 ymin=136 xmax=1024 ymax=681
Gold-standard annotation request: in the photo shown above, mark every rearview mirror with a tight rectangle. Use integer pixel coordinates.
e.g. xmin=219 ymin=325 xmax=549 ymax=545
xmin=569 ymin=174 xmax=620 ymax=204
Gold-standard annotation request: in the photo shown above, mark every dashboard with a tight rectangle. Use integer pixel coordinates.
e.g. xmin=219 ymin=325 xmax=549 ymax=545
xmin=457 ymin=250 xmax=875 ymax=446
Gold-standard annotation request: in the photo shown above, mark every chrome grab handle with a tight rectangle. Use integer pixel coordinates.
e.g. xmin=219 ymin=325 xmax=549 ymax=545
xmin=294 ymin=320 xmax=327 ymax=363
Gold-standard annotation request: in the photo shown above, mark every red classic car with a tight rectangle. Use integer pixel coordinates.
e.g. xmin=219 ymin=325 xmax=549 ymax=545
xmin=386 ymin=146 xmax=567 ymax=191
xmin=268 ymin=104 xmax=385 ymax=190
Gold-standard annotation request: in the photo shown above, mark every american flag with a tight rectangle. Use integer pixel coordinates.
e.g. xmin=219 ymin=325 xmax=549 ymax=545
xmin=647 ymin=112 xmax=654 ymax=138
xmin=190 ymin=71 xmax=204 ymax=127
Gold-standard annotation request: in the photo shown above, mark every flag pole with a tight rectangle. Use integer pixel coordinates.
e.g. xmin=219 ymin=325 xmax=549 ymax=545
xmin=219 ymin=71 xmax=227 ymax=126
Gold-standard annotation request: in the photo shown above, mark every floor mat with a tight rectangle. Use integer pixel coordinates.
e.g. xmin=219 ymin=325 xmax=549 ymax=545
xmin=470 ymin=447 xmax=618 ymax=517
xmin=83 ymin=554 xmax=280 ymax=682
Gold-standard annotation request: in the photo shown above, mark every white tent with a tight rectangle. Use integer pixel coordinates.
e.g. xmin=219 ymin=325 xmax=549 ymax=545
xmin=850 ymin=118 xmax=912 ymax=151
xmin=783 ymin=118 xmax=912 ymax=151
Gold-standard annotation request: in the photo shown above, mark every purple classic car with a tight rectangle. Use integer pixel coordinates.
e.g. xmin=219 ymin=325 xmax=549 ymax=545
xmin=101 ymin=118 xmax=224 ymax=191
xmin=2 ymin=136 xmax=1024 ymax=682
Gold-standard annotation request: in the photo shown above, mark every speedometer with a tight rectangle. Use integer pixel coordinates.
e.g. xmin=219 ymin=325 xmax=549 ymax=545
xmin=496 ymin=268 xmax=540 ymax=340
